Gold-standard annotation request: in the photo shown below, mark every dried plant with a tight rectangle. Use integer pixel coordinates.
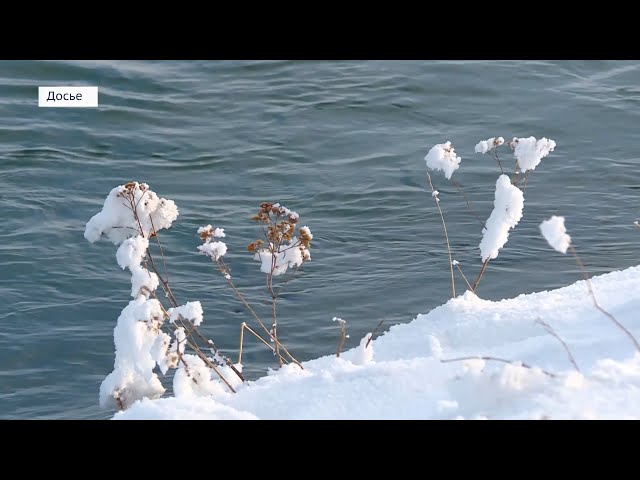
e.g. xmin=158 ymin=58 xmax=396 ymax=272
xmin=198 ymin=201 xmax=312 ymax=369
xmin=247 ymin=202 xmax=313 ymax=366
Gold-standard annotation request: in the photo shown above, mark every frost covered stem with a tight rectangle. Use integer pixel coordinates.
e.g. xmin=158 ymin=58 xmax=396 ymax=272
xmin=535 ymin=318 xmax=580 ymax=373
xmin=427 ymin=173 xmax=456 ymax=298
xmin=440 ymin=356 xmax=556 ymax=378
xmin=569 ymin=245 xmax=640 ymax=353
xmin=472 ymin=258 xmax=490 ymax=293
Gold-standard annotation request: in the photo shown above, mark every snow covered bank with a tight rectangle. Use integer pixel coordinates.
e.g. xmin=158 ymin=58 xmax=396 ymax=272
xmin=116 ymin=265 xmax=640 ymax=420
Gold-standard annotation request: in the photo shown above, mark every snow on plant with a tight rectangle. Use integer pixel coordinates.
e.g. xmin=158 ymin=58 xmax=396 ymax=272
xmin=197 ymin=225 xmax=227 ymax=260
xmin=425 ymin=141 xmax=461 ymax=180
xmin=116 ymin=236 xmax=159 ymax=298
xmin=474 ymin=137 xmax=504 ymax=154
xmin=84 ymin=182 xmax=178 ymax=245
xmin=509 ymin=136 xmax=556 ymax=173
xmin=540 ymin=216 xmax=571 ymax=254
xmin=173 ymin=354 xmax=227 ymax=398
xmin=248 ymin=203 xmax=312 ymax=276
xmin=353 ymin=333 xmax=374 ymax=365
xmin=86 ymin=182 xmax=241 ymax=411
xmin=479 ymin=174 xmax=525 ymax=262
xmin=423 ymin=134 xmax=557 ymax=296
xmin=99 ymin=297 xmax=167 ymax=409
xmin=475 ymin=136 xmax=507 ymax=173
xmin=168 ymin=301 xmax=204 ymax=327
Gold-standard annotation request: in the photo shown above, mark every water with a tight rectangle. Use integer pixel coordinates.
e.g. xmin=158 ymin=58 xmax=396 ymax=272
xmin=1 ymin=60 xmax=639 ymax=419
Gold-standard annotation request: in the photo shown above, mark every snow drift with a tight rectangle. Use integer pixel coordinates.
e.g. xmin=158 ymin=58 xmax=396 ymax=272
xmin=116 ymin=265 xmax=640 ymax=420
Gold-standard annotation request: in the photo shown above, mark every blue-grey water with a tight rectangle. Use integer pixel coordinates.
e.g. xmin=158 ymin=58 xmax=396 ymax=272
xmin=1 ymin=60 xmax=639 ymax=419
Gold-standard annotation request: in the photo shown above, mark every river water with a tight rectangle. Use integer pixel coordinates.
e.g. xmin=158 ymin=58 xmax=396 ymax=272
xmin=1 ymin=60 xmax=639 ymax=418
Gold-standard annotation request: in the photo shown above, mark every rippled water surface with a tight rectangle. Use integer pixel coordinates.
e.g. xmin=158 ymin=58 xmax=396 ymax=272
xmin=1 ymin=60 xmax=639 ymax=418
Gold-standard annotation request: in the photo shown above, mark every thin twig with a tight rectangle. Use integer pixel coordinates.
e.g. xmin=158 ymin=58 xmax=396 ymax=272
xmin=274 ymin=264 xmax=301 ymax=298
xmin=472 ymin=258 xmax=490 ymax=292
xmin=450 ymin=180 xmax=487 ymax=229
xmin=440 ymin=356 xmax=556 ymax=378
xmin=569 ymin=245 xmax=640 ymax=353
xmin=239 ymin=322 xmax=290 ymax=364
xmin=492 ymin=151 xmax=504 ymax=174
xmin=148 ymin=214 xmax=170 ymax=284
xmin=238 ymin=323 xmax=245 ymax=365
xmin=522 ymin=171 xmax=531 ymax=193
xmin=535 ymin=318 xmax=581 ymax=373
xmin=511 ymin=160 xmax=520 ymax=185
xmin=366 ymin=320 xmax=385 ymax=348
xmin=454 ymin=263 xmax=473 ymax=291
xmin=146 ymin=248 xmax=179 ymax=308
xmin=427 ymin=173 xmax=456 ymax=298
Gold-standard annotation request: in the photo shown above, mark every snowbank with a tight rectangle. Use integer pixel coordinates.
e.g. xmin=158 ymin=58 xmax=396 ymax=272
xmin=116 ymin=265 xmax=640 ymax=420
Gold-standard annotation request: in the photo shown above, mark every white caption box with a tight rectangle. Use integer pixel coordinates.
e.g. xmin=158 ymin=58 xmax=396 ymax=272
xmin=38 ymin=86 xmax=99 ymax=108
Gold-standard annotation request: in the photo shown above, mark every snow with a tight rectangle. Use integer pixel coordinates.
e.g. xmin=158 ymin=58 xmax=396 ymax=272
xmin=197 ymin=225 xmax=228 ymax=260
xmin=479 ymin=174 xmax=525 ymax=262
xmin=254 ymin=242 xmax=307 ymax=276
xmin=115 ymin=235 xmax=159 ymax=298
xmin=168 ymin=301 xmax=204 ymax=327
xmin=99 ymin=297 xmax=167 ymax=409
xmin=273 ymin=203 xmax=299 ymax=221
xmin=475 ymin=136 xmax=504 ymax=154
xmin=115 ymin=265 xmax=640 ymax=420
xmin=352 ymin=333 xmax=374 ymax=365
xmin=197 ymin=225 xmax=225 ymax=239
xmin=425 ymin=141 xmax=461 ymax=180
xmin=173 ymin=354 xmax=227 ymax=398
xmin=84 ymin=182 xmax=178 ymax=245
xmin=540 ymin=216 xmax=572 ymax=254
xmin=116 ymin=236 xmax=149 ymax=270
xmin=197 ymin=241 xmax=227 ymax=260
xmin=511 ymin=136 xmax=556 ymax=172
